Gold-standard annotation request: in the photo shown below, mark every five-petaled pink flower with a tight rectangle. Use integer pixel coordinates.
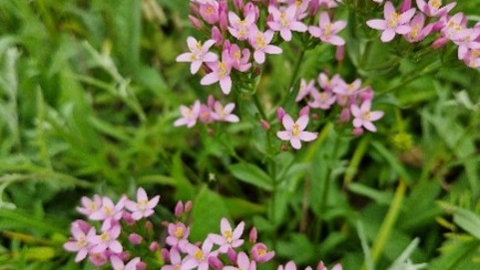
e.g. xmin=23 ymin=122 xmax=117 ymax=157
xmin=416 ymin=0 xmax=456 ymax=17
xmin=110 ymin=256 xmax=141 ymax=270
xmin=211 ymin=101 xmax=240 ymax=123
xmin=309 ymin=12 xmax=347 ymax=46
xmin=174 ymin=101 xmax=201 ymax=128
xmin=63 ymin=222 xmax=96 ymax=262
xmin=350 ymin=100 xmax=384 ymax=132
xmin=366 ymin=1 xmax=416 ymax=42
xmin=277 ymin=114 xmax=318 ymax=150
xmin=176 ymin=37 xmax=218 ymax=74
xmin=201 ymin=50 xmax=234 ymax=95
xmin=248 ymin=29 xmax=282 ymax=64
xmin=209 ymin=218 xmax=245 ymax=253
xmin=125 ymin=187 xmax=160 ymax=220
xmin=268 ymin=4 xmax=308 ymax=41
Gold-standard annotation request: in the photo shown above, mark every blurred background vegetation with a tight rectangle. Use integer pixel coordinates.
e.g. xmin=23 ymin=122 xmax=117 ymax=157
xmin=0 ymin=0 xmax=480 ymax=269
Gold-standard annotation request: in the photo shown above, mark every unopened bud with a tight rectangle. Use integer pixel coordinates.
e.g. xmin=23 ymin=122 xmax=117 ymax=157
xmin=149 ymin=241 xmax=160 ymax=252
xmin=145 ymin=220 xmax=154 ymax=230
xmin=352 ymin=127 xmax=364 ymax=136
xmin=136 ymin=261 xmax=147 ymax=270
xmin=174 ymin=201 xmax=184 ymax=217
xmin=299 ymin=106 xmax=310 ymax=117
xmin=185 ymin=201 xmax=193 ymax=212
xmin=260 ymin=119 xmax=270 ymax=130
xmin=335 ymin=45 xmax=345 ymax=61
xmin=188 ymin=15 xmax=203 ymax=31
xmin=276 ymin=107 xmax=286 ymax=122
xmin=128 ymin=233 xmax=143 ymax=245
xmin=249 ymin=227 xmax=258 ymax=243
xmin=227 ymin=247 xmax=237 ymax=264
xmin=161 ymin=248 xmax=170 ymax=261
xmin=208 ymin=256 xmax=224 ymax=270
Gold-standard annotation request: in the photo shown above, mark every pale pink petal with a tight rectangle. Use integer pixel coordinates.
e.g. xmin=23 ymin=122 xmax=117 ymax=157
xmin=221 ymin=218 xmax=232 ymax=233
xmin=399 ymin=8 xmax=416 ymax=24
xmin=360 ymin=100 xmax=372 ymax=111
xmin=384 ymin=1 xmax=395 ymax=18
xmin=187 ymin=37 xmax=198 ymax=51
xmin=353 ymin=118 xmax=363 ymax=128
xmin=281 ymin=29 xmax=292 ymax=41
xmin=291 ymin=22 xmax=307 ymax=32
xmin=369 ymin=111 xmax=384 ymax=121
xmin=381 ymin=29 xmax=396 ymax=42
xmin=277 ymin=131 xmax=291 ymax=141
xmin=396 ymin=25 xmax=412 ymax=34
xmin=191 ymin=61 xmax=202 ymax=74
xmin=299 ymin=131 xmax=317 ymax=142
xmin=290 ymin=137 xmax=302 ymax=149
xmin=264 ymin=45 xmax=282 ymax=54
xmin=200 ymin=73 xmax=219 ymax=85
xmin=176 ymin=53 xmax=193 ymax=62
xmin=254 ymin=51 xmax=265 ymax=64
xmin=282 ymin=114 xmax=295 ymax=129
xmin=296 ymin=115 xmax=309 ymax=130
xmin=233 ymin=221 xmax=244 ymax=238
xmin=350 ymin=104 xmax=361 ymax=117
xmin=203 ymin=52 xmax=218 ymax=62
xmin=220 ymin=77 xmax=232 ymax=95
xmin=364 ymin=121 xmax=377 ymax=132
xmin=367 ymin=19 xmax=387 ymax=30
xmin=308 ymin=26 xmax=321 ymax=37
xmin=329 ymin=36 xmax=345 ymax=46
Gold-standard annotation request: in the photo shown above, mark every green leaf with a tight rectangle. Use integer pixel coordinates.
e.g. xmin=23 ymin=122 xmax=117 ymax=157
xmin=190 ymin=185 xmax=230 ymax=242
xmin=229 ymin=163 xmax=273 ymax=191
xmin=452 ymin=206 xmax=480 ymax=240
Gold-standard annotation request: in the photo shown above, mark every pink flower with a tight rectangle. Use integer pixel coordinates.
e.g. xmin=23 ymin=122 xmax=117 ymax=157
xmin=198 ymin=1 xmax=220 ymax=24
xmin=309 ymin=12 xmax=346 ymax=46
xmin=318 ymin=261 xmax=343 ymax=270
xmin=403 ymin=13 xmax=434 ymax=43
xmin=174 ymin=100 xmax=201 ymax=128
xmin=350 ymin=100 xmax=384 ymax=132
xmin=267 ymin=4 xmax=307 ymax=41
xmin=201 ymin=50 xmax=234 ymax=95
xmin=228 ymin=11 xmax=256 ymax=40
xmin=277 ymin=114 xmax=318 ymax=150
xmin=88 ymin=221 xmax=123 ymax=254
xmin=111 ymin=256 xmax=141 ymax=270
xmin=76 ymin=195 xmax=102 ymax=216
xmin=176 ymin=37 xmax=218 ymax=74
xmin=125 ymin=187 xmax=160 ymax=220
xmin=89 ymin=196 xmax=125 ymax=221
xmin=366 ymin=1 xmax=416 ymax=42
xmin=295 ymin=79 xmax=317 ymax=102
xmin=162 ymin=248 xmax=194 ymax=270
xmin=248 ymin=29 xmax=282 ymax=64
xmin=183 ymin=240 xmax=218 ymax=270
xmin=416 ymin=0 xmax=456 ymax=17
xmin=63 ymin=223 xmax=96 ymax=262
xmin=209 ymin=218 xmax=244 ymax=253
xmin=251 ymin=243 xmax=275 ymax=262
xmin=224 ymin=252 xmax=256 ymax=270
xmin=308 ymin=90 xmax=336 ymax=110
xmin=225 ymin=42 xmax=251 ymax=72
xmin=211 ymin=101 xmax=240 ymax=122
xmin=166 ymin=222 xmax=190 ymax=251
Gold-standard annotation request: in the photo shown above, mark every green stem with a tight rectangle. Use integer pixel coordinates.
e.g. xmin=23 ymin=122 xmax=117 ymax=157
xmin=362 ymin=180 xmax=407 ymax=269
xmin=281 ymin=49 xmax=306 ymax=107
xmin=343 ymin=135 xmax=370 ymax=186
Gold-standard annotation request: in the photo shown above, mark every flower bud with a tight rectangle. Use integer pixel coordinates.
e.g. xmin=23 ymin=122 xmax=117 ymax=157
xmin=276 ymin=107 xmax=286 ymax=122
xmin=208 ymin=256 xmax=224 ymax=270
xmin=161 ymin=248 xmax=170 ymax=261
xmin=174 ymin=201 xmax=184 ymax=217
xmin=249 ymin=227 xmax=258 ymax=243
xmin=352 ymin=127 xmax=364 ymax=136
xmin=233 ymin=0 xmax=244 ymax=11
xmin=185 ymin=201 xmax=193 ymax=213
xmin=299 ymin=106 xmax=310 ymax=117
xmin=129 ymin=233 xmax=143 ymax=245
xmin=189 ymin=15 xmax=203 ymax=31
xmin=149 ymin=241 xmax=160 ymax=252
xmin=136 ymin=261 xmax=147 ymax=270
xmin=335 ymin=45 xmax=345 ymax=62
xmin=145 ymin=220 xmax=154 ymax=230
xmin=227 ymin=247 xmax=237 ymax=264
xmin=260 ymin=119 xmax=271 ymax=130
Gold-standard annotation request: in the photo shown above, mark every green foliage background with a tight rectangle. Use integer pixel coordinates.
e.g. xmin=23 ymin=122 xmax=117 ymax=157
xmin=0 ymin=0 xmax=480 ymax=269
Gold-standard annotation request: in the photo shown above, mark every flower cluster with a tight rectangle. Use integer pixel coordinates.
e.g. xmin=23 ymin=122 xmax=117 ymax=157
xmin=64 ymin=187 xmax=161 ymax=269
xmin=274 ymin=72 xmax=384 ymax=149
xmin=367 ymin=0 xmax=480 ymax=68
xmin=174 ymin=95 xmax=240 ymax=128
xmin=65 ymin=188 xmax=343 ymax=269
xmin=176 ymin=0 xmax=347 ymax=101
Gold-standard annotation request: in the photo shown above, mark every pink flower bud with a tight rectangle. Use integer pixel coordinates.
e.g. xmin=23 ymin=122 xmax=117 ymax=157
xmin=136 ymin=261 xmax=147 ymax=270
xmin=218 ymin=0 xmax=229 ymax=31
xmin=353 ymin=127 xmax=364 ymax=136
xmin=299 ymin=106 xmax=310 ymax=117
xmin=208 ymin=256 xmax=224 ymax=270
xmin=122 ymin=212 xmax=135 ymax=225
xmin=340 ymin=107 xmax=351 ymax=123
xmin=276 ymin=107 xmax=286 ymax=122
xmin=359 ymin=86 xmax=374 ymax=103
xmin=309 ymin=0 xmax=320 ymax=16
xmin=399 ymin=0 xmax=412 ymax=13
xmin=72 ymin=219 xmax=91 ymax=232
xmin=260 ymin=119 xmax=271 ymax=130
xmin=145 ymin=220 xmax=154 ymax=230
xmin=161 ymin=248 xmax=170 ymax=261
xmin=335 ymin=45 xmax=345 ymax=61
xmin=243 ymin=2 xmax=259 ymax=21
xmin=189 ymin=15 xmax=203 ymax=31
xmin=174 ymin=201 xmax=184 ymax=217
xmin=211 ymin=26 xmax=223 ymax=46
xmin=149 ymin=241 xmax=160 ymax=252
xmin=317 ymin=261 xmax=327 ymax=270
xmin=190 ymin=3 xmax=200 ymax=17
xmin=184 ymin=201 xmax=193 ymax=212
xmin=129 ymin=233 xmax=143 ymax=245
xmin=249 ymin=227 xmax=258 ymax=243
xmin=233 ymin=0 xmax=244 ymax=11
xmin=207 ymin=95 xmax=216 ymax=109
xmin=227 ymin=247 xmax=237 ymax=264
